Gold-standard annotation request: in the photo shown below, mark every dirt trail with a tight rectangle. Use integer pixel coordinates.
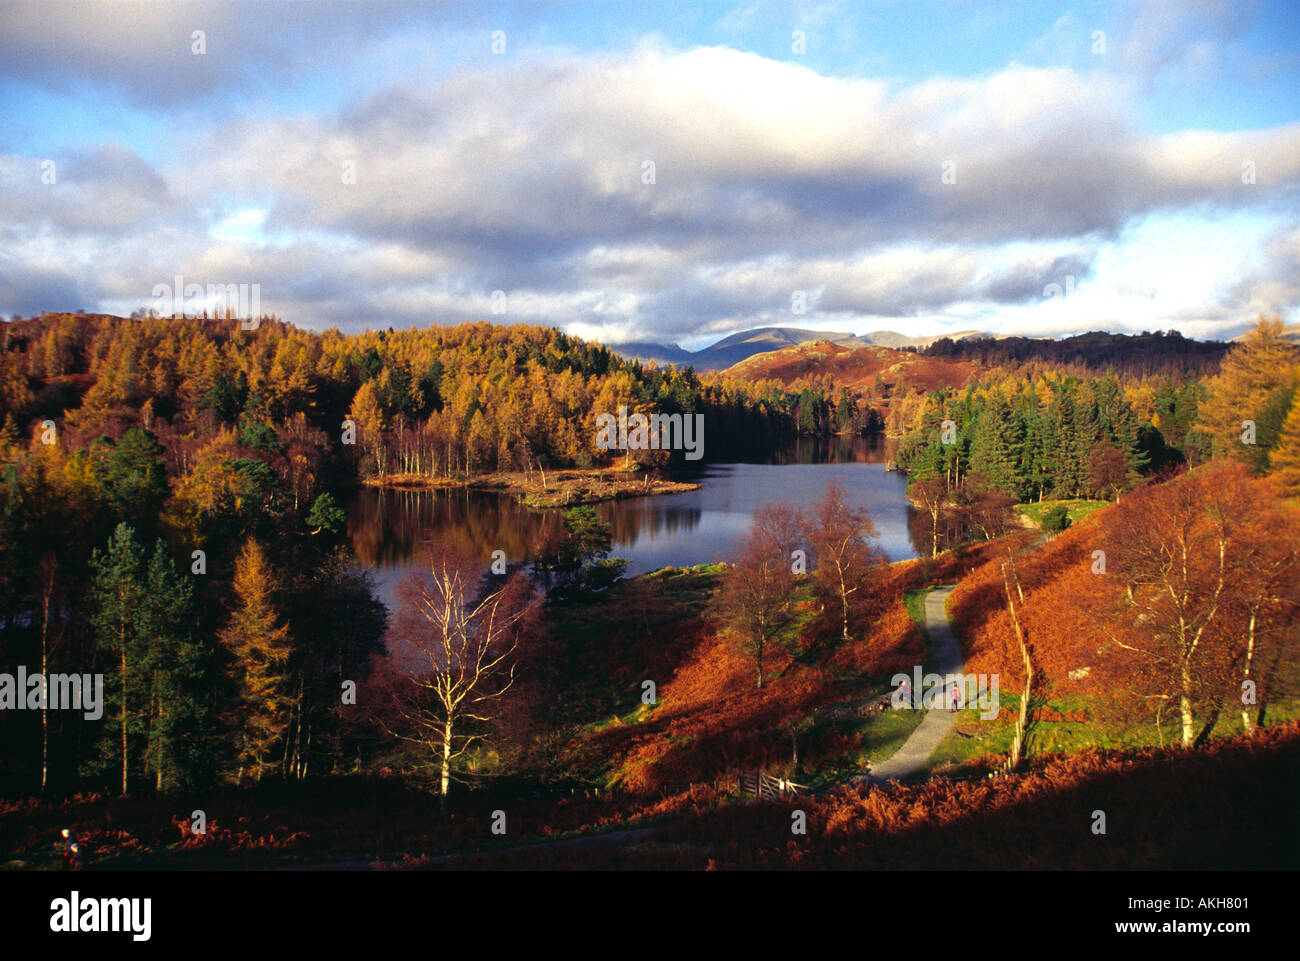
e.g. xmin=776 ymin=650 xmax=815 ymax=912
xmin=854 ymin=585 xmax=963 ymax=784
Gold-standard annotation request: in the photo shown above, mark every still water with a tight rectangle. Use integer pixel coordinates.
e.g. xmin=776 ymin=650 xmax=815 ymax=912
xmin=347 ymin=436 xmax=920 ymax=608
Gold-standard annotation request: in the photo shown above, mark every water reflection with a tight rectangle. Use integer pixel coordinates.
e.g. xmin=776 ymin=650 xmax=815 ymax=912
xmin=347 ymin=436 xmax=921 ymax=609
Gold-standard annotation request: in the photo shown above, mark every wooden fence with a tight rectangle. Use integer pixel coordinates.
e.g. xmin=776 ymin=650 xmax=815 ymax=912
xmin=737 ymin=769 xmax=807 ymax=800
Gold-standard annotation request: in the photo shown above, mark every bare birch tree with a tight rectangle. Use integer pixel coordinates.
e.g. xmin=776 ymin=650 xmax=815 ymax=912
xmin=381 ymin=550 xmax=536 ymax=815
xmin=1001 ymin=555 xmax=1035 ymax=771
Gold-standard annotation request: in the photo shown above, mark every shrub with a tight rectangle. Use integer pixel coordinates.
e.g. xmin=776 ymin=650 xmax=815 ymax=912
xmin=1040 ymin=504 xmax=1071 ymax=533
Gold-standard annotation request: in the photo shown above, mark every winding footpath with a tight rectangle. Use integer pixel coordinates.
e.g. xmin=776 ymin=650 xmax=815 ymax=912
xmin=856 ymin=584 xmax=964 ymax=784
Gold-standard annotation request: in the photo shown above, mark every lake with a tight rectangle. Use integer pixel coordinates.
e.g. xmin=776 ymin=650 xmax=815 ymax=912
xmin=346 ymin=435 xmax=920 ymax=608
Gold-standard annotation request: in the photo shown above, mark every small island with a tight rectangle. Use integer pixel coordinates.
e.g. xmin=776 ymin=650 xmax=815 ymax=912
xmin=362 ymin=467 xmax=699 ymax=507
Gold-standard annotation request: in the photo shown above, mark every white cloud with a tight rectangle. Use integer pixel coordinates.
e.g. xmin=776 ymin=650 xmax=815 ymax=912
xmin=3 ymin=40 xmax=1298 ymax=340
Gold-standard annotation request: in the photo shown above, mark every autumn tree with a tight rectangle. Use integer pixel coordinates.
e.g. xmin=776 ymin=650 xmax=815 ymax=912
xmin=380 ymin=549 xmax=536 ymax=814
xmin=714 ymin=501 xmax=805 ymax=687
xmin=1088 ymin=440 xmax=1132 ymax=501
xmin=219 ymin=538 xmax=295 ymax=783
xmin=954 ymin=471 xmax=1018 ymax=541
xmin=1222 ymin=489 xmax=1300 ymax=734
xmin=909 ymin=475 xmax=948 ymax=558
xmin=1200 ymin=315 xmax=1300 ymax=464
xmin=809 ymin=482 xmax=884 ymax=641
xmin=349 ymin=380 xmax=388 ymax=477
xmin=1269 ymin=395 xmax=1300 ymax=498
xmin=1001 ymin=554 xmax=1037 ymax=770
xmin=16 ymin=443 xmax=101 ymax=792
xmin=1091 ymin=462 xmax=1291 ymax=747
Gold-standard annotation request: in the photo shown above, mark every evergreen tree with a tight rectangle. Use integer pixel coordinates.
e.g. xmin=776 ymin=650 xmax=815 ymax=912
xmin=969 ymin=402 xmax=1022 ymax=498
xmin=98 ymin=428 xmax=169 ymax=537
xmin=1021 ymin=410 xmax=1053 ymax=502
xmin=834 ymin=388 xmax=856 ymax=433
xmin=138 ymin=540 xmax=212 ymax=792
xmin=89 ymin=523 xmax=148 ymax=795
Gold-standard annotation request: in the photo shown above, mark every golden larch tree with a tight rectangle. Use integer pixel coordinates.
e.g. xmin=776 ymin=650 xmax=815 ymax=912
xmin=1201 ymin=315 xmax=1299 ymax=459
xmin=1269 ymin=395 xmax=1300 ymax=498
xmin=219 ymin=539 xmax=295 ymax=783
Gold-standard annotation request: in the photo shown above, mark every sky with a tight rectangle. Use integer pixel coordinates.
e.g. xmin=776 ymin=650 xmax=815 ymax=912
xmin=1 ymin=0 xmax=1298 ymax=350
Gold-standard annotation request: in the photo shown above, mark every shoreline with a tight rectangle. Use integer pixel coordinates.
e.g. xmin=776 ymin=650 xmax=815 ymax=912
xmin=359 ymin=468 xmax=699 ymax=507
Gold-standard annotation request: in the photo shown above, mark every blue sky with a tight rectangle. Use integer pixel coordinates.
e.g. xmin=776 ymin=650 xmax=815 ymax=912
xmin=2 ymin=0 xmax=1298 ymax=348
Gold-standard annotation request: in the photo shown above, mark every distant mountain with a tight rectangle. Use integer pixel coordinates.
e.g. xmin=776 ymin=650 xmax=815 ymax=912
xmin=722 ymin=338 xmax=978 ymax=397
xmin=1233 ymin=323 xmax=1300 ymax=346
xmin=926 ymin=329 xmax=1229 ymax=377
xmin=609 ymin=340 xmax=695 ymax=366
xmin=609 ymin=326 xmax=981 ymax=371
xmin=856 ymin=329 xmax=982 ymax=350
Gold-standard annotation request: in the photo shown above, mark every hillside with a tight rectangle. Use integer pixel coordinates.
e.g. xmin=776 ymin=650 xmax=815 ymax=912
xmin=1235 ymin=322 xmax=1300 ymax=346
xmin=926 ymin=329 xmax=1229 ymax=377
xmin=720 ymin=338 xmax=978 ymax=406
xmin=611 ymin=327 xmax=981 ymax=370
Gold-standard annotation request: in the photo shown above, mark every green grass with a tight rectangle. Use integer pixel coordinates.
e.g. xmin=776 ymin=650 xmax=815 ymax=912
xmin=1017 ymin=498 xmax=1109 ymax=527
xmin=903 ymin=587 xmax=940 ymax=675
xmin=910 ymin=692 xmax=1300 ymax=782
xmin=799 ymin=708 xmax=924 ymax=789
xmin=788 ymin=588 xmax=944 ymax=789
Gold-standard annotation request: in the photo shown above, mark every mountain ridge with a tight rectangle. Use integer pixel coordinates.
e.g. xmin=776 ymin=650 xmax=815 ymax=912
xmin=610 ymin=326 xmax=982 ymax=370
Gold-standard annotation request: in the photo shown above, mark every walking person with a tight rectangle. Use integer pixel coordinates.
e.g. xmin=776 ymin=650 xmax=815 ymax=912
xmin=950 ymin=681 xmax=961 ymax=713
xmin=60 ymin=828 xmax=78 ymax=871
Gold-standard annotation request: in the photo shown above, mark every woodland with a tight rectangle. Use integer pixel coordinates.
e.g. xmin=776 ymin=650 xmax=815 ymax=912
xmin=1 ymin=311 xmax=1298 ymax=870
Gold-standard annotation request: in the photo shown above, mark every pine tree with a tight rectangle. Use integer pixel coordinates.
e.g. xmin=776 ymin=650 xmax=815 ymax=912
xmin=138 ymin=541 xmax=211 ymax=792
xmin=98 ymin=428 xmax=169 ymax=538
xmin=969 ymin=402 xmax=1022 ymax=498
xmin=219 ymin=538 xmax=295 ymax=783
xmin=1021 ymin=411 xmax=1052 ymax=502
xmin=834 ymin=388 xmax=856 ymax=434
xmin=89 ymin=523 xmax=148 ymax=795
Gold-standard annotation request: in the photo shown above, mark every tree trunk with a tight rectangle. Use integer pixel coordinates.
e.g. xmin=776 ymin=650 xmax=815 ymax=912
xmin=1193 ymin=704 xmax=1220 ymax=749
xmin=1003 ymin=562 xmax=1033 ymax=771
xmin=440 ymin=721 xmax=453 ymax=817
xmin=839 ymin=575 xmax=850 ymax=642
xmin=120 ymin=645 xmax=129 ymax=796
xmin=1242 ymin=609 xmax=1257 ymax=735
xmin=39 ymin=582 xmax=50 ymax=794
xmin=1179 ymin=657 xmax=1194 ymax=748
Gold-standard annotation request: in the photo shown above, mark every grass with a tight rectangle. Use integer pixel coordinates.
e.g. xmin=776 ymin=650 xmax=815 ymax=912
xmin=911 ymin=691 xmax=1300 ymax=782
xmin=787 ymin=585 xmax=939 ymax=789
xmin=1017 ymin=498 xmax=1109 ymax=527
xmin=801 ymin=709 xmax=923 ymax=790
xmin=903 ymin=587 xmax=940 ymax=675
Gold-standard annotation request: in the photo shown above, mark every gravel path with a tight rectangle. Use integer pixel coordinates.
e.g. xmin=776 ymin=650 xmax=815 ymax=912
xmin=856 ymin=585 xmax=963 ymax=784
